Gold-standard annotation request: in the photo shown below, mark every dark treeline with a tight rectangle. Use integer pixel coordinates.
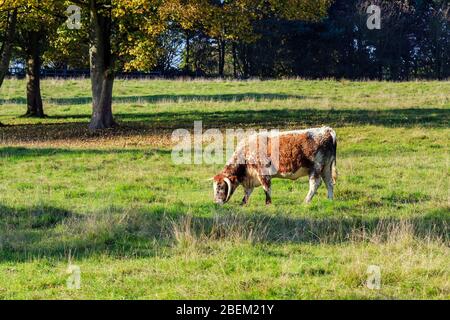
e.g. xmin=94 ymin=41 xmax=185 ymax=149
xmin=177 ymin=0 xmax=449 ymax=80
xmin=5 ymin=0 xmax=449 ymax=81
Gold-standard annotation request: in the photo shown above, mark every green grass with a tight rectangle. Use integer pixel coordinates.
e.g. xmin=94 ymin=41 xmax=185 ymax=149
xmin=0 ymin=78 xmax=449 ymax=299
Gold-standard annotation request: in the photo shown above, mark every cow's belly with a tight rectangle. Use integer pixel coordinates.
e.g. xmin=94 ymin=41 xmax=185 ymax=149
xmin=275 ymin=167 xmax=309 ymax=180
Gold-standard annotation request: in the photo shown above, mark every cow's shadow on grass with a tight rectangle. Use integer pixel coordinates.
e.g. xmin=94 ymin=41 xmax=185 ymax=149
xmin=0 ymin=108 xmax=448 ymax=144
xmin=0 ymin=203 xmax=448 ymax=262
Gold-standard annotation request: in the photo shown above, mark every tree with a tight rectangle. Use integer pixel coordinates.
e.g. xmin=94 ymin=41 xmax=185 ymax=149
xmin=0 ymin=2 xmax=19 ymax=126
xmin=415 ymin=0 xmax=450 ymax=79
xmin=227 ymin=0 xmax=449 ymax=80
xmin=22 ymin=1 xmax=66 ymax=117
xmin=64 ymin=0 xmax=167 ymax=129
xmin=226 ymin=0 xmax=332 ymax=78
xmin=1 ymin=0 xmax=66 ymax=117
xmin=44 ymin=12 xmax=90 ymax=70
xmin=0 ymin=7 xmax=17 ymax=88
xmin=85 ymin=0 xmax=115 ymax=128
xmin=166 ymin=0 xmax=332 ymax=78
xmin=204 ymin=0 xmax=257 ymax=77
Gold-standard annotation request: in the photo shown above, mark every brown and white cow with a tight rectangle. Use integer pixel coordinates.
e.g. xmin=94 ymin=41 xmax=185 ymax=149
xmin=212 ymin=127 xmax=337 ymax=205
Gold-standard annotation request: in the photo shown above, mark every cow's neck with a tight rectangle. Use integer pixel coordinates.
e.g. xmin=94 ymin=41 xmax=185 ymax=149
xmin=222 ymin=164 xmax=244 ymax=182
xmin=223 ymin=164 xmax=237 ymax=176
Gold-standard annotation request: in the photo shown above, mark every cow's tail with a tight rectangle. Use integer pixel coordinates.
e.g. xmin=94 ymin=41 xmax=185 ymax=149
xmin=331 ymin=159 xmax=337 ymax=185
xmin=330 ymin=129 xmax=337 ymax=185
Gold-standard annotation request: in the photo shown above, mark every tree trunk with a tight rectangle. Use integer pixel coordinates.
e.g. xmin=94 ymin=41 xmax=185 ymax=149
xmin=88 ymin=0 xmax=116 ymax=130
xmin=184 ymin=32 xmax=190 ymax=75
xmin=218 ymin=39 xmax=225 ymax=78
xmin=25 ymin=31 xmax=45 ymax=117
xmin=0 ymin=9 xmax=18 ymax=88
xmin=232 ymin=42 xmax=238 ymax=79
xmin=241 ymin=44 xmax=250 ymax=79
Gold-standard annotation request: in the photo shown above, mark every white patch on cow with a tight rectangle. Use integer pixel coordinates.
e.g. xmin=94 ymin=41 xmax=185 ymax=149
xmin=213 ymin=182 xmax=218 ymax=195
xmin=268 ymin=129 xmax=309 ymax=137
xmin=241 ymin=127 xmax=334 ymax=142
xmin=268 ymin=127 xmax=334 ymax=141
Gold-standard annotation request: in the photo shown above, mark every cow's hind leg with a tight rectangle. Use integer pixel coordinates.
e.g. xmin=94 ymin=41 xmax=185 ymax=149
xmin=321 ymin=165 xmax=334 ymax=200
xmin=305 ymin=171 xmax=322 ymax=203
xmin=241 ymin=188 xmax=254 ymax=206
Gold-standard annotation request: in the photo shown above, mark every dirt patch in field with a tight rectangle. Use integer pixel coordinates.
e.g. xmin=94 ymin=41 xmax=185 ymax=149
xmin=0 ymin=122 xmax=174 ymax=148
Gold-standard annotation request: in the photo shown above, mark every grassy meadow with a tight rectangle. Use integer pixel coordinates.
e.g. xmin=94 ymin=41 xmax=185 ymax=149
xmin=0 ymin=78 xmax=448 ymax=299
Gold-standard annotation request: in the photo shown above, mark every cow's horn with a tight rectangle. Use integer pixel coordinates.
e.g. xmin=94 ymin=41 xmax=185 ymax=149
xmin=224 ymin=177 xmax=232 ymax=202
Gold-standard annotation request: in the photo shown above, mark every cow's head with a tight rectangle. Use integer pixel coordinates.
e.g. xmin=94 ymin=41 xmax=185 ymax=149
xmin=212 ymin=174 xmax=238 ymax=205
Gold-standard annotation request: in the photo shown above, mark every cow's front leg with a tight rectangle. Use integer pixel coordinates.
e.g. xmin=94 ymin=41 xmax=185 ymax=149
xmin=241 ymin=188 xmax=254 ymax=206
xmin=305 ymin=171 xmax=321 ymax=203
xmin=259 ymin=176 xmax=272 ymax=205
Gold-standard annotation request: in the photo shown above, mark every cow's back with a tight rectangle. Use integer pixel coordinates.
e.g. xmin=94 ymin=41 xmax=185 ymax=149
xmin=269 ymin=127 xmax=335 ymax=178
